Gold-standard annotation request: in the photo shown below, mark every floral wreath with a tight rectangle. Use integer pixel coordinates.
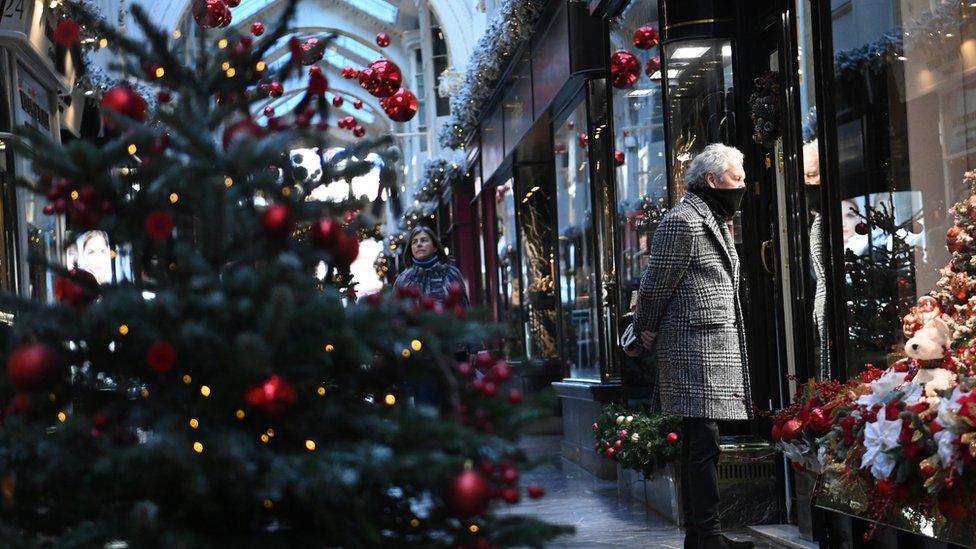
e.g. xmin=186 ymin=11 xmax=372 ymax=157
xmin=748 ymin=71 xmax=782 ymax=147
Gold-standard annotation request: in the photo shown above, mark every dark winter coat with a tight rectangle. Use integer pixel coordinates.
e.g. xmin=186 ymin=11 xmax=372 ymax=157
xmin=633 ymin=191 xmax=752 ymax=420
xmin=393 ymin=259 xmax=470 ymax=307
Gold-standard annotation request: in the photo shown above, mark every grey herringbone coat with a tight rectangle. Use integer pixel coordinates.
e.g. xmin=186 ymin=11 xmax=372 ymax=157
xmin=633 ymin=191 xmax=752 ymax=420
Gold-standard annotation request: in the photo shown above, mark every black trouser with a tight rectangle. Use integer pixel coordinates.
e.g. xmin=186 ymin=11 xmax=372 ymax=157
xmin=681 ymin=417 xmax=721 ymax=538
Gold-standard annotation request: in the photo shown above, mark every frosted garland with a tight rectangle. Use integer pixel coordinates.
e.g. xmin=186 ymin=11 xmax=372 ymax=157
xmin=437 ymin=0 xmax=545 ymax=149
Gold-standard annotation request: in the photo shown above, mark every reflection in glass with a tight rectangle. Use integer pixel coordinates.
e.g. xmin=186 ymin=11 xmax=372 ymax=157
xmin=555 ymin=102 xmax=600 ymax=380
xmin=496 ymin=180 xmax=524 ymax=358
xmin=517 ymin=167 xmax=559 ymax=361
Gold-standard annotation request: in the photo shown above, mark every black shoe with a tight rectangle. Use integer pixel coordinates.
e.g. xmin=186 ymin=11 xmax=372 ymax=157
xmin=683 ymin=529 xmax=698 ymax=549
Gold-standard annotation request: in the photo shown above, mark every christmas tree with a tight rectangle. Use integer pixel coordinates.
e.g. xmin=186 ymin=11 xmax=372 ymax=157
xmin=0 ymin=1 xmax=570 ymax=546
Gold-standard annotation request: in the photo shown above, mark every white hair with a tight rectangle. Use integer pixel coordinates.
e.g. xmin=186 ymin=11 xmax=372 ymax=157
xmin=684 ymin=143 xmax=744 ymax=190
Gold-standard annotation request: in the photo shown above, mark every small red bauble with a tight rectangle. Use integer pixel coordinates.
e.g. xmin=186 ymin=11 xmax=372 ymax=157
xmin=632 ymin=26 xmax=660 ymax=49
xmin=507 ymin=388 xmax=523 ymax=404
xmin=614 ymin=150 xmax=625 ymax=166
xmin=192 ymin=0 xmax=232 ymax=28
xmin=353 ymin=99 xmax=363 ymax=109
xmin=855 ymin=222 xmax=869 ymax=235
xmin=482 ymin=381 xmax=497 ymax=397
xmin=352 ymin=125 xmax=366 ymax=138
xmin=157 ymin=89 xmax=172 ymax=104
xmin=578 ymin=132 xmax=588 ymax=149
xmin=645 ymin=56 xmax=662 ymax=78
xmin=780 ymin=419 xmax=803 ymax=442
xmin=605 ymin=447 xmax=615 ymax=458
xmin=501 ymin=467 xmax=519 ymax=485
xmin=7 ymin=343 xmax=61 ymax=392
xmin=375 ymin=32 xmax=391 ymax=48
xmin=222 ymin=117 xmax=263 ymax=149
xmin=501 ymin=488 xmax=520 ymax=504
xmin=332 ymin=96 xmax=344 ymax=108
xmin=263 ymin=106 xmax=275 ymax=117
xmin=341 ymin=66 xmax=359 ymax=79
xmin=490 ymin=361 xmax=512 ymax=382
xmin=358 ymin=59 xmax=403 ymax=98
xmin=476 ymin=351 xmax=494 ymax=368
xmin=53 ymin=20 xmax=80 ymax=48
xmin=666 ymin=432 xmax=680 ymax=445
xmin=250 ymin=21 xmax=265 ymax=36
xmin=610 ymin=50 xmax=640 ymax=89
xmin=54 ymin=268 xmax=98 ymax=311
xmin=145 ymin=211 xmax=174 ymax=241
xmin=527 ymin=484 xmax=545 ymax=499
xmin=146 ymin=341 xmax=177 ymax=373
xmin=101 ymin=86 xmax=148 ymax=125
xmin=267 ymin=81 xmax=284 ymax=98
xmin=311 ymin=218 xmax=341 ymax=248
xmin=333 ymin=233 xmax=360 ymax=265
xmin=446 ymin=470 xmax=491 ymax=518
xmin=245 ymin=375 xmax=297 ymax=417
xmin=591 ymin=422 xmax=599 ymax=431
xmin=262 ymin=204 xmax=293 ymax=238
xmin=382 ymin=88 xmax=419 ymax=122
xmin=456 ymin=362 xmax=474 ymax=378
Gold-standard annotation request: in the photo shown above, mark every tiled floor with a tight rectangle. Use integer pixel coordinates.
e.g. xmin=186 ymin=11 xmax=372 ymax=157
xmin=516 ymin=435 xmax=789 ymax=548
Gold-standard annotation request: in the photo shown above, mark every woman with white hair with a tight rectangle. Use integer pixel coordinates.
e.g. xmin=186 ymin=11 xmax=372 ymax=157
xmin=628 ymin=143 xmax=755 ymax=549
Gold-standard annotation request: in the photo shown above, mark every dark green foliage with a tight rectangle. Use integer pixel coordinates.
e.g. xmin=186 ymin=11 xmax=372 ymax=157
xmin=592 ymin=403 xmax=681 ymax=477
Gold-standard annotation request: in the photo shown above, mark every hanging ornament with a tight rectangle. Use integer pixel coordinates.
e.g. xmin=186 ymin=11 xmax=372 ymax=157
xmin=262 ymin=204 xmax=294 ymax=238
xmin=666 ymin=432 xmax=680 ymax=445
xmin=332 ymin=96 xmax=344 ymax=108
xmin=263 ymin=106 xmax=275 ymax=117
xmin=855 ymin=221 xmax=869 ymax=235
xmin=947 ymin=225 xmax=967 ymax=254
xmin=222 ymin=118 xmax=264 ymax=149
xmin=7 ymin=343 xmax=61 ymax=392
xmin=245 ymin=375 xmax=297 ymax=417
xmin=308 ymin=66 xmax=328 ymax=95
xmin=157 ymin=89 xmax=172 ymax=104
xmin=527 ymin=484 xmax=545 ymax=499
xmin=358 ymin=59 xmax=403 ymax=98
xmin=53 ymin=20 xmax=80 ymax=48
xmin=610 ymin=50 xmax=640 ymax=89
xmin=644 ymin=56 xmax=662 ymax=78
xmin=250 ymin=21 xmax=265 ymax=36
xmin=101 ymin=86 xmax=148 ymax=126
xmin=145 ymin=212 xmax=174 ymax=241
xmin=577 ymin=132 xmax=588 ymax=149
xmin=352 ymin=125 xmax=366 ymax=138
xmin=266 ymin=81 xmax=284 ymax=98
xmin=54 ymin=268 xmax=98 ymax=312
xmin=333 ymin=233 xmax=360 ymax=265
xmin=632 ymin=26 xmax=659 ymax=50
xmin=341 ymin=66 xmax=359 ymax=79
xmin=352 ymin=99 xmax=363 ymax=110
xmin=300 ymin=38 xmax=325 ymax=66
xmin=375 ymin=32 xmax=391 ymax=48
xmin=338 ymin=116 xmax=356 ymax=130
xmin=192 ymin=0 xmax=232 ymax=28
xmin=382 ymin=88 xmax=418 ymax=122
xmin=614 ymin=150 xmax=625 ymax=166
xmin=146 ymin=341 xmax=177 ymax=373
xmin=446 ymin=470 xmax=491 ymax=518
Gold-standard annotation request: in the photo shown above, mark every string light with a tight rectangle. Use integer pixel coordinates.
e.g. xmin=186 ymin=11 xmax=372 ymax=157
xmin=98 ymin=38 xmax=108 ymax=48
xmin=200 ymin=385 xmax=211 ymax=397
xmin=169 ymin=193 xmax=179 ymax=204
xmin=260 ymin=434 xmax=270 ymax=443
xmin=226 ymin=68 xmax=236 ymax=78
xmin=189 ymin=418 xmax=199 ymax=429
xmin=384 ymin=394 xmax=396 ymax=406
xmin=410 ymin=340 xmax=422 ymax=351
xmin=305 ymin=439 xmax=316 ymax=451
xmin=324 ymin=343 xmax=335 ymax=352
xmin=266 ymin=428 xmax=275 ymax=437
xmin=48 ymin=393 xmax=56 ymax=402
xmin=118 ymin=324 xmax=129 ymax=336
xmin=256 ymin=61 xmax=266 ymax=71
xmin=183 ymin=374 xmax=192 ymax=384
xmin=57 ymin=411 xmax=67 ymax=422
xmin=70 ymin=190 xmax=79 ymax=200
xmin=410 ymin=518 xmax=420 ymax=528
xmin=235 ymin=409 xmax=246 ymax=420
xmin=127 ymin=144 xmax=137 ymax=155
xmin=263 ymin=499 xmax=273 ymax=509
xmin=221 ymin=62 xmax=230 ymax=71
xmin=469 ymin=524 xmax=479 ymax=534
xmin=401 ymin=349 xmax=411 ymax=359
xmin=217 ymin=38 xmax=228 ymax=49
xmin=317 ymin=386 xmax=327 ymax=397
xmin=155 ymin=67 xmax=165 ymax=78
xmin=172 ymin=30 xmax=182 ymax=39
xmin=193 ymin=441 xmax=204 ymax=453
xmin=141 ymin=388 xmax=150 ymax=398
xmin=224 ymin=177 xmax=234 ymax=187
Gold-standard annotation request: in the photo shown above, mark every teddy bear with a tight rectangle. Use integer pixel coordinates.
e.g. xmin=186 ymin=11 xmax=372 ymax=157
xmin=905 ymin=316 xmax=951 ymax=361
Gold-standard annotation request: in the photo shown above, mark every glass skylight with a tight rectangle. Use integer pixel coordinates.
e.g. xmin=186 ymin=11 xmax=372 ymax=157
xmin=232 ymin=0 xmax=276 ymax=22
xmin=339 ymin=0 xmax=398 ymax=24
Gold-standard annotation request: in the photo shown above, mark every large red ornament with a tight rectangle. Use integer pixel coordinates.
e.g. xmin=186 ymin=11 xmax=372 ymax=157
xmin=645 ymin=56 xmax=662 ymax=78
xmin=54 ymin=20 xmax=80 ymax=48
xmin=250 ymin=21 xmax=265 ymax=36
xmin=780 ymin=419 xmax=803 ymax=442
xmin=222 ymin=118 xmax=263 ymax=149
xmin=146 ymin=341 xmax=176 ymax=373
xmin=632 ymin=26 xmax=659 ymax=49
xmin=101 ymin=86 xmax=148 ymax=125
xmin=245 ymin=375 xmax=297 ymax=417
xmin=262 ymin=204 xmax=294 ymax=238
xmin=358 ymin=59 xmax=403 ymax=98
xmin=375 ymin=32 xmax=391 ymax=48
xmin=382 ymin=88 xmax=418 ymax=122
xmin=610 ymin=50 xmax=640 ymax=89
xmin=145 ymin=211 xmax=174 ymax=241
xmin=7 ymin=343 xmax=61 ymax=392
xmin=192 ymin=0 xmax=232 ymax=28
xmin=54 ymin=268 xmax=98 ymax=311
xmin=446 ymin=470 xmax=491 ymax=518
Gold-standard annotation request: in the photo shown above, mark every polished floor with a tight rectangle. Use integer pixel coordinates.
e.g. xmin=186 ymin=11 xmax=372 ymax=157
xmin=516 ymin=435 xmax=788 ymax=548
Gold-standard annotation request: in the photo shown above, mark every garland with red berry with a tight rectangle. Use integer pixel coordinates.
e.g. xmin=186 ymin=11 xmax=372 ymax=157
xmin=592 ymin=403 xmax=681 ymax=476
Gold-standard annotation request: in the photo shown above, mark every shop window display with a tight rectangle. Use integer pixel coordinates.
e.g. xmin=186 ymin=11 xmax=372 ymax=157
xmin=826 ymin=0 xmax=970 ymax=377
xmin=609 ymin=0 xmax=669 ymax=327
xmin=496 ymin=179 xmax=525 ymax=358
xmin=516 ymin=164 xmax=559 ymax=362
xmin=554 ymin=101 xmax=600 ymax=380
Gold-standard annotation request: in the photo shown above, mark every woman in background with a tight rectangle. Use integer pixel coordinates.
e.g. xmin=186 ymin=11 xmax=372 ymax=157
xmin=394 ymin=225 xmax=469 ymax=308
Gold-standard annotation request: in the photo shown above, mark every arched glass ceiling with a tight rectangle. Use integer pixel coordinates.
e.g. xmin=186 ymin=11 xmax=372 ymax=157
xmin=260 ymin=90 xmax=378 ymax=126
xmin=233 ymin=0 xmax=276 ymax=21
xmin=339 ymin=0 xmax=398 ymax=24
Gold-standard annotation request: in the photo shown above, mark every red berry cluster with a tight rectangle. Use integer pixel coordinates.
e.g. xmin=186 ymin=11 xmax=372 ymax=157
xmin=394 ymin=282 xmax=466 ymax=318
xmin=42 ymin=176 xmax=115 ymax=229
xmin=477 ymin=458 xmax=545 ymax=507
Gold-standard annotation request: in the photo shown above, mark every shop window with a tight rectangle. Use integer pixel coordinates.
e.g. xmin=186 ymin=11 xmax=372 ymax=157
xmin=431 ymin=20 xmax=451 ymax=117
xmin=496 ymin=179 xmax=524 ymax=358
xmin=609 ymin=0 xmax=669 ymax=326
xmin=825 ymin=1 xmax=973 ymax=377
xmin=555 ymin=101 xmax=600 ymax=380
xmin=516 ymin=165 xmax=559 ymax=362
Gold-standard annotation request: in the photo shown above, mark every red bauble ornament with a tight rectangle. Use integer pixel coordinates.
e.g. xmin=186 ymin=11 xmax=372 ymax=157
xmin=245 ymin=375 xmax=297 ymax=417
xmin=491 ymin=361 xmax=512 ymax=382
xmin=352 ymin=125 xmax=366 ymax=138
xmin=382 ymin=88 xmax=419 ymax=122
xmin=476 ymin=351 xmax=493 ymax=368
xmin=7 ymin=343 xmax=61 ymax=392
xmin=771 ymin=423 xmax=782 ymax=442
xmin=375 ymin=32 xmax=391 ymax=48
xmin=157 ymin=89 xmax=172 ymax=104
xmin=146 ymin=341 xmax=176 ymax=373
xmin=610 ymin=50 xmax=640 ymax=89
xmin=250 ymin=21 xmax=265 ymax=36
xmin=614 ymin=150 xmax=626 ymax=166
xmin=645 ymin=56 xmax=662 ymax=78
xmin=446 ymin=470 xmax=491 ymax=518
xmin=353 ymin=99 xmax=363 ymax=109
xmin=666 ymin=432 xmax=680 ymax=445
xmin=53 ymin=20 xmax=80 ymax=48
xmin=101 ymin=86 xmax=148 ymax=126
xmin=501 ymin=488 xmax=520 ymax=504
xmin=591 ymin=422 xmax=600 ymax=431
xmin=311 ymin=218 xmax=341 ymax=248
xmin=300 ymin=38 xmax=325 ymax=66
xmin=456 ymin=362 xmax=474 ymax=378
xmin=263 ymin=106 xmax=275 ymax=118
xmin=267 ymin=81 xmax=284 ymax=98
xmin=806 ymin=408 xmax=833 ymax=434
xmin=145 ymin=211 xmax=174 ymax=241
xmin=222 ymin=117 xmax=263 ymax=149
xmin=262 ymin=204 xmax=293 ymax=238
xmin=780 ymin=419 xmax=803 ymax=442
xmin=527 ymin=484 xmax=545 ymax=499
xmin=332 ymin=96 xmax=344 ymax=108
xmin=578 ymin=132 xmax=589 ymax=149
xmin=632 ymin=26 xmax=660 ymax=49
xmin=605 ymin=447 xmax=616 ymax=458
xmin=192 ymin=0 xmax=232 ymax=28
xmin=338 ymin=116 xmax=356 ymax=130
xmin=54 ymin=268 xmax=98 ymax=311
xmin=333 ymin=233 xmax=360 ymax=265
xmin=308 ymin=66 xmax=329 ymax=95
xmin=341 ymin=66 xmax=359 ymax=79
xmin=855 ymin=222 xmax=869 ymax=235
xmin=224 ymin=0 xmax=240 ymax=6
xmin=358 ymin=59 xmax=403 ymax=98
xmin=507 ymin=388 xmax=524 ymax=404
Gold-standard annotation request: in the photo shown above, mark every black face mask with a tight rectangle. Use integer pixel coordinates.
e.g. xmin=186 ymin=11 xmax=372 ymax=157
xmin=694 ymin=186 xmax=746 ymax=222
xmin=805 ymin=185 xmax=822 ymax=212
